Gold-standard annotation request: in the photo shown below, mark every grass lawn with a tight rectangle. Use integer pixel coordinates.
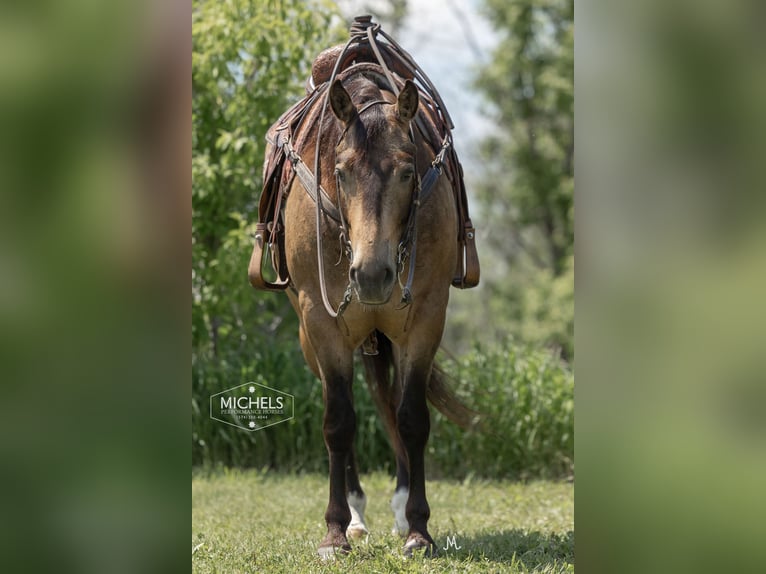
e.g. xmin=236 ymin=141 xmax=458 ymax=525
xmin=192 ymin=469 xmax=573 ymax=573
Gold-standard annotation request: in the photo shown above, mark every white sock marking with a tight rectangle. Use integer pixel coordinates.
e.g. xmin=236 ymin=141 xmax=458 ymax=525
xmin=390 ymin=487 xmax=409 ymax=536
xmin=346 ymin=491 xmax=369 ymax=539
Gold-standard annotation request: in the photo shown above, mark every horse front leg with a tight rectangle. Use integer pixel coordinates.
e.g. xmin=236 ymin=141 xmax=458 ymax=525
xmin=397 ymin=358 xmax=436 ymax=556
xmin=294 ymin=308 xmax=357 ymax=557
xmin=318 ymin=366 xmax=356 ymax=559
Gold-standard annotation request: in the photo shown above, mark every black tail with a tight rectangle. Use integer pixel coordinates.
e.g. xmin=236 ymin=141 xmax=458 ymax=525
xmin=426 ymin=361 xmax=476 ymax=429
xmin=361 ymin=331 xmax=475 ymax=431
xmin=361 ymin=332 xmax=402 ymax=460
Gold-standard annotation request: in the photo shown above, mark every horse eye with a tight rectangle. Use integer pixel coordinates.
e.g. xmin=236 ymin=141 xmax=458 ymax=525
xmin=400 ymin=169 xmax=414 ymax=182
xmin=334 ymin=168 xmax=345 ymax=182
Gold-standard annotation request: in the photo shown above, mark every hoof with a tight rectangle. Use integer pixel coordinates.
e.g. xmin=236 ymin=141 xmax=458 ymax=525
xmin=403 ymin=534 xmax=436 ymax=558
xmin=317 ymin=543 xmax=351 ymax=561
xmin=346 ymin=524 xmax=369 ymax=540
xmin=317 ymin=529 xmax=351 ymax=560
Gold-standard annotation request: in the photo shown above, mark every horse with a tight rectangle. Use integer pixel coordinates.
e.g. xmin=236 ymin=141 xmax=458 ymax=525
xmin=250 ymin=26 xmax=478 ymax=556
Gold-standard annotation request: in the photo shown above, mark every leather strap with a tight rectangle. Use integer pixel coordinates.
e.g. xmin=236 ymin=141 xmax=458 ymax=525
xmin=278 ymin=132 xmax=341 ymax=223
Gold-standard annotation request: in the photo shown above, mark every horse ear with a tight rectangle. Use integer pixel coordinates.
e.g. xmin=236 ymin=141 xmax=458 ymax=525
xmin=330 ymin=79 xmax=355 ymax=124
xmin=396 ymin=80 xmax=419 ymax=122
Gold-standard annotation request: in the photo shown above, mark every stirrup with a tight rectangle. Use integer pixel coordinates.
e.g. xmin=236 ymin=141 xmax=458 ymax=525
xmin=452 ymin=221 xmax=480 ymax=289
xmin=248 ymin=223 xmax=290 ymax=291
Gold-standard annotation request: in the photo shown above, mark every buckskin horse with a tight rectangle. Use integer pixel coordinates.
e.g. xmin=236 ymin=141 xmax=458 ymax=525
xmin=249 ymin=17 xmax=479 ymax=558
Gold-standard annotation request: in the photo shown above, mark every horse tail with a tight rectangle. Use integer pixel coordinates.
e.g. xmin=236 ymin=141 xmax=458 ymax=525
xmin=361 ymin=331 xmax=475 ymax=432
xmin=426 ymin=361 xmax=476 ymax=429
xmin=361 ymin=332 xmax=402 ymax=459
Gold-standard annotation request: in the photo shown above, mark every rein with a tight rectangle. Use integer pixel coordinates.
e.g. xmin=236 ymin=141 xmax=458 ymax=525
xmin=311 ymin=31 xmax=358 ymax=319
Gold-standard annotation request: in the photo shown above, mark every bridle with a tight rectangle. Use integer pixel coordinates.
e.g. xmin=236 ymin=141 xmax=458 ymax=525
xmin=331 ymin=97 xmax=424 ymax=312
xmin=284 ymin=17 xmax=455 ymax=318
xmin=313 ymin=89 xmax=447 ymax=319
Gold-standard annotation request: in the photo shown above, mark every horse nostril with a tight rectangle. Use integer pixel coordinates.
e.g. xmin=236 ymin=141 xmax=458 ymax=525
xmin=350 ymin=264 xmax=394 ymax=290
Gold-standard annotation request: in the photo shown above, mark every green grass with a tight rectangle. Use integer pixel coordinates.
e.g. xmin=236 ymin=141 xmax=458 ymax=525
xmin=192 ymin=469 xmax=573 ymax=573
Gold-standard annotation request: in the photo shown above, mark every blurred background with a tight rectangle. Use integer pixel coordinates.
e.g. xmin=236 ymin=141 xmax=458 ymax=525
xmin=576 ymin=1 xmax=766 ymax=572
xmin=191 ymin=0 xmax=574 ymax=479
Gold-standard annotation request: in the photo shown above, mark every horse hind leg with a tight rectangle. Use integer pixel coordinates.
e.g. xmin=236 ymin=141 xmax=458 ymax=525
xmin=360 ymin=333 xmax=410 ymax=536
xmin=386 ymin=366 xmax=409 ymax=536
xmin=345 ymin=450 xmax=369 ymax=539
xmin=382 ymin=399 xmax=411 ymax=537
xmin=390 ymin=455 xmax=409 ymax=536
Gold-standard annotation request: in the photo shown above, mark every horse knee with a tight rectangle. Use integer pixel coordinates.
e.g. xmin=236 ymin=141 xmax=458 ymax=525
xmin=323 ymin=387 xmax=356 ymax=452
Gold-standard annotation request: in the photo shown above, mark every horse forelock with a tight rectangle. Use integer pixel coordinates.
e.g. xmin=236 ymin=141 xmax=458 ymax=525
xmin=345 ymin=106 xmax=388 ymax=153
xmin=325 ymin=74 xmax=396 ymax=153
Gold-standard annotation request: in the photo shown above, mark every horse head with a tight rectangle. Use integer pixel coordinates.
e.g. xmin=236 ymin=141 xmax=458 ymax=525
xmin=329 ymin=77 xmax=419 ymax=305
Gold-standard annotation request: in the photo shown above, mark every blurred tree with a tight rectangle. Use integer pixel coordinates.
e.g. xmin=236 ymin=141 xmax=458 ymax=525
xmin=369 ymin=0 xmax=408 ymax=35
xmin=471 ymin=0 xmax=573 ymax=358
xmin=192 ymin=0 xmax=341 ymax=361
xmin=337 ymin=0 xmax=408 ymax=35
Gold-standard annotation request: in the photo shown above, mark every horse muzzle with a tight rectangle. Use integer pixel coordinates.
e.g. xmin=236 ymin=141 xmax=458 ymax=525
xmin=349 ymin=260 xmax=396 ymax=305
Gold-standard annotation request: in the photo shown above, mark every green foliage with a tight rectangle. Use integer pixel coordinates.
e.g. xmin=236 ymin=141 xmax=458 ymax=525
xmin=466 ymin=0 xmax=574 ymax=359
xmin=192 ymin=0 xmax=342 ymax=363
xmin=193 ymin=344 xmax=394 ymax=473
xmin=193 ymin=341 xmax=573 ymax=480
xmin=192 ymin=0 xmax=344 ymax=464
xmin=430 ymin=343 xmax=574 ymax=480
xmin=476 ymin=0 xmax=574 ymax=273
